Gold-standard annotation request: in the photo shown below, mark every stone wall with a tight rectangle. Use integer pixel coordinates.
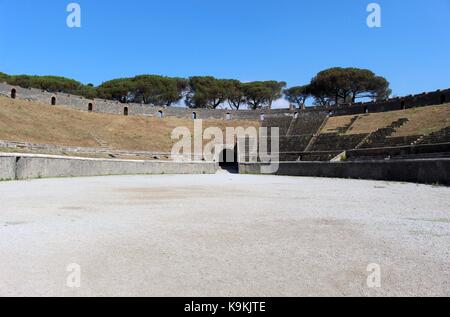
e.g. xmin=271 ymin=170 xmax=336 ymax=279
xmin=0 ymin=82 xmax=299 ymax=120
xmin=239 ymin=159 xmax=450 ymax=185
xmin=2 ymin=81 xmax=449 ymax=120
xmin=0 ymin=153 xmax=217 ymax=181
xmin=0 ymin=156 xmax=15 ymax=180
xmin=323 ymin=89 xmax=450 ymax=116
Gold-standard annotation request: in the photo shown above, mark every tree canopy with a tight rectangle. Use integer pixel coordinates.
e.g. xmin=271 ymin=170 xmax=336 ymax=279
xmin=4 ymin=75 xmax=95 ymax=98
xmin=184 ymin=78 xmax=285 ymax=109
xmin=97 ymin=75 xmax=187 ymax=106
xmin=308 ymin=67 xmax=390 ymax=106
xmin=0 ymin=72 xmax=9 ymax=82
xmin=185 ymin=76 xmax=230 ymax=109
xmin=225 ymin=80 xmax=246 ymax=110
xmin=242 ymin=81 xmax=286 ymax=110
xmin=1 ymin=67 xmax=390 ymax=109
xmin=96 ymin=78 xmax=135 ymax=103
xmin=132 ymin=75 xmax=187 ymax=106
xmin=284 ymin=85 xmax=311 ymax=109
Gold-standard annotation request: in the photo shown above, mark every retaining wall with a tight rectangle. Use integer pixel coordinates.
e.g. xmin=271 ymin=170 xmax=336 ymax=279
xmin=0 ymin=154 xmax=217 ymax=180
xmin=0 ymin=139 xmax=171 ymax=159
xmin=239 ymin=159 xmax=450 ymax=185
xmin=346 ymin=143 xmax=450 ymax=160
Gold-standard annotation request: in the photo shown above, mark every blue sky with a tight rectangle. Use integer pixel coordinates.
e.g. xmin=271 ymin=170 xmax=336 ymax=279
xmin=1 ymin=0 xmax=449 ymax=102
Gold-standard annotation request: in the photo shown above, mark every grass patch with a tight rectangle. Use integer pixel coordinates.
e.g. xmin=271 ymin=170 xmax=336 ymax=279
xmin=0 ymin=96 xmax=258 ymax=153
xmin=321 ymin=104 xmax=450 ymax=137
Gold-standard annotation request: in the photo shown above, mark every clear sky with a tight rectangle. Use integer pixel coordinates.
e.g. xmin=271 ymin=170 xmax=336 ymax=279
xmin=1 ymin=0 xmax=449 ymax=101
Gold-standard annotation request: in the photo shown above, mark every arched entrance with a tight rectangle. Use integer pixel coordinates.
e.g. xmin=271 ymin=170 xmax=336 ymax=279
xmin=11 ymin=89 xmax=16 ymax=99
xmin=441 ymin=94 xmax=446 ymax=104
xmin=124 ymin=107 xmax=129 ymax=116
xmin=88 ymin=103 xmax=93 ymax=112
xmin=192 ymin=112 xmax=197 ymax=120
xmin=219 ymin=145 xmax=239 ymax=173
xmin=158 ymin=110 xmax=163 ymax=118
xmin=51 ymin=96 xmax=56 ymax=105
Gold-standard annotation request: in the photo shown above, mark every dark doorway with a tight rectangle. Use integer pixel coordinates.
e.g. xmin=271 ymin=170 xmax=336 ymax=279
xmin=441 ymin=94 xmax=446 ymax=104
xmin=124 ymin=107 xmax=129 ymax=116
xmin=88 ymin=103 xmax=93 ymax=112
xmin=158 ymin=110 xmax=163 ymax=118
xmin=51 ymin=97 xmax=56 ymax=105
xmin=219 ymin=146 xmax=239 ymax=173
xmin=192 ymin=112 xmax=197 ymax=120
xmin=364 ymin=106 xmax=369 ymax=114
xmin=11 ymin=89 xmax=16 ymax=99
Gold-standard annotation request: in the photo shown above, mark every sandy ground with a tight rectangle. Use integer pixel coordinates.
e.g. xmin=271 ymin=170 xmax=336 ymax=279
xmin=0 ymin=174 xmax=449 ymax=297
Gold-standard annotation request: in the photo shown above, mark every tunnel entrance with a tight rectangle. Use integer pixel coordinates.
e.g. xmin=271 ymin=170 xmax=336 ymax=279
xmin=88 ymin=103 xmax=93 ymax=112
xmin=219 ymin=146 xmax=239 ymax=173
xmin=11 ymin=89 xmax=16 ymax=99
xmin=124 ymin=107 xmax=129 ymax=116
xmin=51 ymin=96 xmax=56 ymax=105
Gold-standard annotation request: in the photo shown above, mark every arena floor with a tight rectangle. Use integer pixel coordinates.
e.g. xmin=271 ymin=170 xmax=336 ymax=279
xmin=0 ymin=173 xmax=449 ymax=296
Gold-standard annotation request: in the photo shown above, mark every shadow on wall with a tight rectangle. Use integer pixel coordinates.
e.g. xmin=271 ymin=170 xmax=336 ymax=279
xmin=219 ymin=146 xmax=239 ymax=173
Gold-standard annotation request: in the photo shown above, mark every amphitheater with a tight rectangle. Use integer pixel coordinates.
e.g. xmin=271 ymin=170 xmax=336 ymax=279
xmin=0 ymin=82 xmax=449 ymax=296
